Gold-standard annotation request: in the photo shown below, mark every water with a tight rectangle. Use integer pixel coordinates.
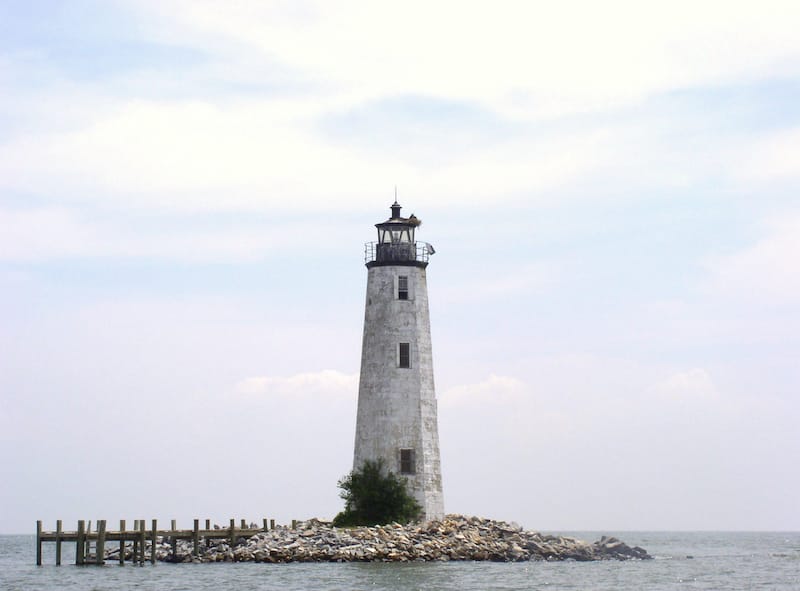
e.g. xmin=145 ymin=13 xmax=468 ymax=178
xmin=3 ymin=532 xmax=798 ymax=590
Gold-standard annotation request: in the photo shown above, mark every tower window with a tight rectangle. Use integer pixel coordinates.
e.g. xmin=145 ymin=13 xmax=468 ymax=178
xmin=400 ymin=448 xmax=415 ymax=474
xmin=398 ymin=343 xmax=410 ymax=368
xmin=398 ymin=276 xmax=408 ymax=300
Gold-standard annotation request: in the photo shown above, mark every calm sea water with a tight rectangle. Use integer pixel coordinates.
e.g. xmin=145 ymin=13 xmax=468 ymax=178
xmin=2 ymin=532 xmax=798 ymax=590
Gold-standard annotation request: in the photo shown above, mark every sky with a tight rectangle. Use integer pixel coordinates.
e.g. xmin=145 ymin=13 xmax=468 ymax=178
xmin=1 ymin=0 xmax=799 ymax=534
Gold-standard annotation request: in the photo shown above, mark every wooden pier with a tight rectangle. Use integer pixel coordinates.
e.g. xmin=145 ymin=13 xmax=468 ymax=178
xmin=36 ymin=517 xmax=296 ymax=566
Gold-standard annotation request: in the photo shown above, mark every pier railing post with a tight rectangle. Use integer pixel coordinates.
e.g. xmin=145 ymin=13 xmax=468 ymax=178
xmin=96 ymin=520 xmax=106 ymax=565
xmin=193 ymin=519 xmax=200 ymax=557
xmin=119 ymin=520 xmax=126 ymax=565
xmin=139 ymin=520 xmax=145 ymax=566
xmin=56 ymin=520 xmax=62 ymax=566
xmin=76 ymin=520 xmax=86 ymax=565
xmin=170 ymin=519 xmax=177 ymax=560
xmin=85 ymin=521 xmax=92 ymax=561
xmin=36 ymin=520 xmax=42 ymax=566
xmin=132 ymin=520 xmax=139 ymax=564
xmin=151 ymin=519 xmax=157 ymax=565
xmin=229 ymin=518 xmax=235 ymax=547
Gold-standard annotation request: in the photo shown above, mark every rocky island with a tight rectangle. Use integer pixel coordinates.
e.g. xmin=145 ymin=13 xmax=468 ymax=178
xmin=126 ymin=515 xmax=651 ymax=563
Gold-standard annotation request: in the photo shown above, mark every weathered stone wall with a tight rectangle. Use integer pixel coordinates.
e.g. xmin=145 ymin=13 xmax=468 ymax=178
xmin=353 ymin=264 xmax=444 ymax=520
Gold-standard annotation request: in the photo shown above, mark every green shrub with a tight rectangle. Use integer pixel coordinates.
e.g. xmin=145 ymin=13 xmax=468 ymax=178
xmin=332 ymin=459 xmax=422 ymax=527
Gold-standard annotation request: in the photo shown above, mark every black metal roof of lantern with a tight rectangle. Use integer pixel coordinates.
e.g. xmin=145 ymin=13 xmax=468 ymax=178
xmin=364 ymin=201 xmax=433 ymax=268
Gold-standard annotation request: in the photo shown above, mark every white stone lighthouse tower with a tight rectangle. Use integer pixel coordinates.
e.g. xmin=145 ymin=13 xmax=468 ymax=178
xmin=353 ymin=201 xmax=444 ymax=521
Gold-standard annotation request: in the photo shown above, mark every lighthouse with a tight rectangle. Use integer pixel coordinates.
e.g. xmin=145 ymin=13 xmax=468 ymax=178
xmin=353 ymin=201 xmax=444 ymax=521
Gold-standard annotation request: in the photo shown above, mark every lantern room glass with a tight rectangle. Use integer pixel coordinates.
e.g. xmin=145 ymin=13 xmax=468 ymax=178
xmin=378 ymin=226 xmax=414 ymax=244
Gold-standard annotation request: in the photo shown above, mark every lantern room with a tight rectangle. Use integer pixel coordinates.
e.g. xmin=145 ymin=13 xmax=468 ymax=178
xmin=365 ymin=201 xmax=431 ymax=268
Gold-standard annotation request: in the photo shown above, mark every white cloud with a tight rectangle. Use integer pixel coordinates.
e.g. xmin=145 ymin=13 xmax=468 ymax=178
xmin=131 ymin=0 xmax=800 ymax=119
xmin=439 ymin=372 xmax=580 ymax=448
xmin=5 ymin=1 xmax=797 ymax=217
xmin=739 ymin=127 xmax=800 ymax=180
xmin=0 ymin=96 xmax=612 ymax=214
xmin=436 ymin=362 xmax=800 ymax=529
xmin=440 ymin=374 xmax=527 ymax=407
xmin=704 ymin=214 xmax=800 ymax=303
xmin=234 ymin=370 xmax=358 ymax=399
xmin=0 ymin=208 xmax=95 ymax=261
xmin=437 ymin=262 xmax=558 ymax=305
xmin=0 ymin=99 xmax=391 ymax=210
xmin=647 ymin=368 xmax=719 ymax=402
xmin=0 ymin=206 xmax=336 ymax=263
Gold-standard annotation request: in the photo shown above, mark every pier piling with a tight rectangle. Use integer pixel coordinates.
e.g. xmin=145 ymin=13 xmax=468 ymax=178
xmin=56 ymin=520 xmax=62 ymax=566
xmin=36 ymin=520 xmax=42 ymax=566
xmin=96 ymin=520 xmax=106 ymax=565
xmin=76 ymin=520 xmax=86 ymax=565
